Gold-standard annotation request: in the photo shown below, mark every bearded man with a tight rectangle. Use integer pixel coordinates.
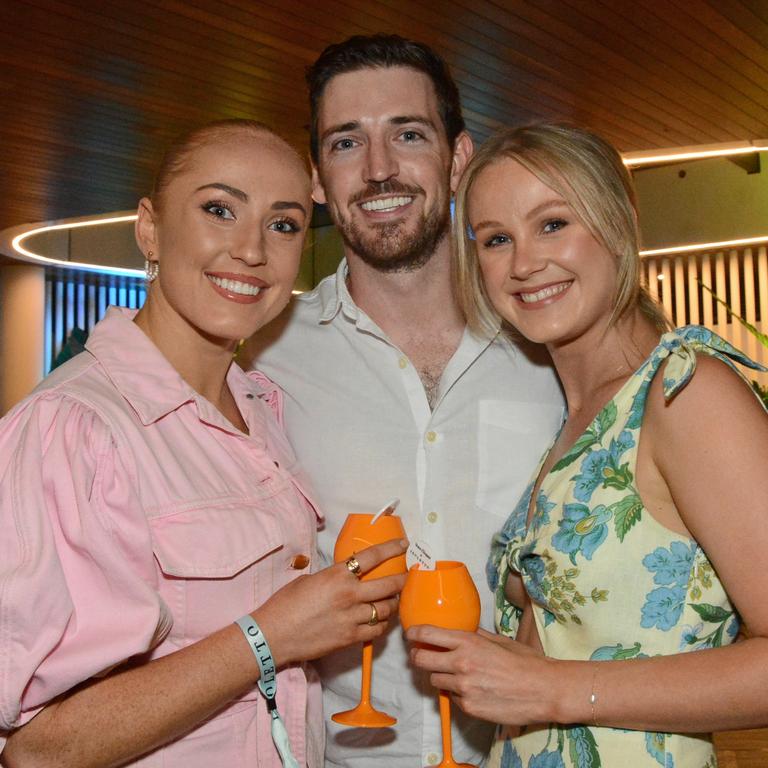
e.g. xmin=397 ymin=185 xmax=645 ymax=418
xmin=246 ymin=34 xmax=564 ymax=768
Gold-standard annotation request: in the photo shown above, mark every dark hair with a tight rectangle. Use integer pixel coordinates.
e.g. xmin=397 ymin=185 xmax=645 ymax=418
xmin=307 ymin=34 xmax=465 ymax=162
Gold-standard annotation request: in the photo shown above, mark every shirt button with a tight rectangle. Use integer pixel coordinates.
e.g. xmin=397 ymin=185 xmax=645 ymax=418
xmin=427 ymin=511 xmax=438 ymax=524
xmin=290 ymin=555 xmax=310 ymax=570
xmin=426 ymin=430 xmax=437 ymax=443
xmin=398 ymin=356 xmax=408 ymax=369
xmin=427 ymin=754 xmax=440 ymax=765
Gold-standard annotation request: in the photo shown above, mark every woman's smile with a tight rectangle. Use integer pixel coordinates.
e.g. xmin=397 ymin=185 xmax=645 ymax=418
xmin=515 ymin=280 xmax=573 ymax=307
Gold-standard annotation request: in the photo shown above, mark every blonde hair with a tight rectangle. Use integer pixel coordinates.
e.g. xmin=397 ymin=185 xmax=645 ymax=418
xmin=453 ymin=123 xmax=669 ymax=337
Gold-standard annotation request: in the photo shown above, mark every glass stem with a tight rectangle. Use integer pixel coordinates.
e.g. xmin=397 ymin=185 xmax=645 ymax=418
xmin=359 ymin=641 xmax=373 ymax=706
xmin=439 ymin=690 xmax=454 ymax=762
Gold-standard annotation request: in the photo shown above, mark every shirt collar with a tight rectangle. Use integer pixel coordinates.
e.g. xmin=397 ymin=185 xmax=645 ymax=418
xmin=318 ymin=258 xmax=360 ymax=323
xmin=315 ymin=257 xmax=505 ymax=352
xmin=86 ymin=307 xmax=270 ymax=427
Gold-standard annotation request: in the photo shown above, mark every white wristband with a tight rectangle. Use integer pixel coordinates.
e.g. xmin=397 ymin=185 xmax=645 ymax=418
xmin=235 ymin=615 xmax=299 ymax=768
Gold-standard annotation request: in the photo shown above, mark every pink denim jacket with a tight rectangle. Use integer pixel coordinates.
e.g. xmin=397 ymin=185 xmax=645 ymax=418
xmin=0 ymin=307 xmax=324 ymax=767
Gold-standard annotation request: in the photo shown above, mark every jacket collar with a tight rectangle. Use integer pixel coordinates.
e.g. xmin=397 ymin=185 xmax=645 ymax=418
xmin=86 ymin=307 xmax=272 ymax=428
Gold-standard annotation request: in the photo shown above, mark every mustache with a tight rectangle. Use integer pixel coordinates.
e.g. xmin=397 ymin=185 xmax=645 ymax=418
xmin=348 ymin=181 xmax=424 ymax=205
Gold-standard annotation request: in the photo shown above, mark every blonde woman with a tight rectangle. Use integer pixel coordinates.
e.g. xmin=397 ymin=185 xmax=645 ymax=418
xmin=406 ymin=124 xmax=768 ymax=767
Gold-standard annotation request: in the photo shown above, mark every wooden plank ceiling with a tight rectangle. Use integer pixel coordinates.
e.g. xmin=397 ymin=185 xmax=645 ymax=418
xmin=1 ymin=0 xmax=767 ymax=236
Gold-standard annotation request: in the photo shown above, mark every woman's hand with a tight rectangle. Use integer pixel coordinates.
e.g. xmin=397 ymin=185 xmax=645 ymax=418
xmin=406 ymin=626 xmax=555 ymax=726
xmin=255 ymin=538 xmax=408 ymax=667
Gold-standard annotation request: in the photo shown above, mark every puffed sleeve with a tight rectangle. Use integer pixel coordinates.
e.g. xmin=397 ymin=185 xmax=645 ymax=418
xmin=0 ymin=393 xmax=171 ymax=735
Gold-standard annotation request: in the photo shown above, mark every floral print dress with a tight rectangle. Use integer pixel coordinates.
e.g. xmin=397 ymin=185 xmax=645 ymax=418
xmin=487 ymin=326 xmax=766 ymax=768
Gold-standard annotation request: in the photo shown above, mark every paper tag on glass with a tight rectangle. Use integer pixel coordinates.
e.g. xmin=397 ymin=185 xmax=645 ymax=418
xmin=406 ymin=539 xmax=435 ymax=570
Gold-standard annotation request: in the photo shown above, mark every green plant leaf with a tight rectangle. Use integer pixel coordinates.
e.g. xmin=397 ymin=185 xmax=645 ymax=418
xmin=690 ymin=603 xmax=731 ymax=623
xmin=552 ymin=432 xmax=597 ymax=472
xmin=596 ymin=401 xmax=618 ymax=438
xmin=568 ymin=726 xmax=601 ymax=767
xmin=700 ymin=283 xmax=768 ymax=347
xmin=610 ymin=494 xmax=643 ymax=542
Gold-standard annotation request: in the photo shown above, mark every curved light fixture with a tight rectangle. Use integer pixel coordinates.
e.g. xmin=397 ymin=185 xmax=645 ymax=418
xmin=8 ymin=214 xmax=143 ymax=278
xmin=4 ymin=213 xmax=308 ymax=293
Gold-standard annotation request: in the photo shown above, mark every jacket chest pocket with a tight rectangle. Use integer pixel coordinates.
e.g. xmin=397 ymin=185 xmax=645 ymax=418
xmin=149 ymin=500 xmax=285 ymax=646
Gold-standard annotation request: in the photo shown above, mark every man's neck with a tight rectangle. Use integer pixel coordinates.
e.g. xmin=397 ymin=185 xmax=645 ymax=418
xmin=345 ymin=239 xmax=464 ymax=339
xmin=345 ymin=239 xmax=465 ymax=408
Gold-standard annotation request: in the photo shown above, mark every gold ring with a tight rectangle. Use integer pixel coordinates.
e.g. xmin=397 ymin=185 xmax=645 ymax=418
xmin=345 ymin=555 xmax=362 ymax=578
xmin=367 ymin=602 xmax=379 ymax=626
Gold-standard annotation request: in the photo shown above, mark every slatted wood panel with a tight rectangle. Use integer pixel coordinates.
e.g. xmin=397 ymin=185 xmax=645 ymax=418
xmin=1 ymin=0 xmax=768 ymax=233
xmin=643 ymin=246 xmax=768 ymax=387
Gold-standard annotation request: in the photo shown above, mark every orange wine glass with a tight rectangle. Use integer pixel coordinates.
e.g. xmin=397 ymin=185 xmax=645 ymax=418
xmin=399 ymin=561 xmax=481 ymax=767
xmin=332 ymin=512 xmax=407 ymax=727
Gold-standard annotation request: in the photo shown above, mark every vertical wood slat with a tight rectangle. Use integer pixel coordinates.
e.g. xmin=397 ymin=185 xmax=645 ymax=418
xmin=743 ymin=249 xmax=757 ymax=368
xmin=674 ymin=257 xmax=686 ymax=327
xmin=757 ymin=247 xmax=768 ymax=380
xmin=661 ymin=259 xmax=673 ymax=313
xmin=687 ymin=255 xmax=699 ymax=325
xmin=715 ymin=252 xmax=727 ymax=328
xmin=701 ymin=254 xmax=714 ymax=327
xmin=728 ymin=250 xmax=744 ymax=354
xmin=647 ymin=260 xmax=659 ymax=301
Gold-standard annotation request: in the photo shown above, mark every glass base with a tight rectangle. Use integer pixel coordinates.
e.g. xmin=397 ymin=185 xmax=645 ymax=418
xmin=331 ymin=704 xmax=397 ymax=728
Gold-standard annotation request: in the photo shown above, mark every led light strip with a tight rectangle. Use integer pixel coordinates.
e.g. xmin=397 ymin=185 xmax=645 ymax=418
xmin=623 ymin=143 xmax=768 ymax=168
xmin=640 ymin=235 xmax=768 ymax=257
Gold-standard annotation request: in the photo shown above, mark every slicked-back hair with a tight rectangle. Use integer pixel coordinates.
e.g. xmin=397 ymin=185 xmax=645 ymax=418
xmin=151 ymin=119 xmax=288 ymax=210
xmin=307 ymin=34 xmax=465 ymax=163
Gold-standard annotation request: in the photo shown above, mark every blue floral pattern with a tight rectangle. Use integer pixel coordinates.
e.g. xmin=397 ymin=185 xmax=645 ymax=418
xmin=552 ymin=503 xmax=612 ymax=564
xmin=571 ymin=430 xmax=634 ymax=503
xmin=488 ymin=326 xmax=763 ymax=768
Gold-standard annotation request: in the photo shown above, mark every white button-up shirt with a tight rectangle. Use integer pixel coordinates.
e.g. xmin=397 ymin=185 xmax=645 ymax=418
xmin=248 ymin=260 xmax=564 ymax=768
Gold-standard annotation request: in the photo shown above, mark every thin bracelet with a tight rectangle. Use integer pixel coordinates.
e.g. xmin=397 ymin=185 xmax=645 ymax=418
xmin=589 ymin=667 xmax=599 ymax=728
xmin=235 ymin=615 xmax=300 ymax=768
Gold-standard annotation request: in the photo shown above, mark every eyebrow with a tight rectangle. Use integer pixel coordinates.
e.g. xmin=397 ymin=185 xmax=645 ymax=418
xmin=472 ymin=199 xmax=569 ymax=233
xmin=320 ymin=115 xmax=437 ymax=144
xmin=271 ymin=200 xmax=307 ymax=216
xmin=320 ymin=121 xmax=359 ymax=143
xmin=195 ymin=183 xmax=248 ymax=202
xmin=390 ymin=115 xmax=436 ymax=131
xmin=195 ymin=184 xmax=306 ymax=216
xmin=525 ymin=198 xmax=569 ymax=220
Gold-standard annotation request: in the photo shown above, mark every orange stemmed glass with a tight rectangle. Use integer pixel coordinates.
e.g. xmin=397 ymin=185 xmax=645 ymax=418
xmin=332 ymin=513 xmax=407 ymax=727
xmin=399 ymin=561 xmax=481 ymax=767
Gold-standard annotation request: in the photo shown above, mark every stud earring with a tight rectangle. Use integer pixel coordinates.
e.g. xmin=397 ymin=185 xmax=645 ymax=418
xmin=145 ymin=250 xmax=159 ymax=282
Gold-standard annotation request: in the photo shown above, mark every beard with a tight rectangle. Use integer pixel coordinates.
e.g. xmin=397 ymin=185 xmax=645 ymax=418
xmin=329 ymin=180 xmax=451 ymax=273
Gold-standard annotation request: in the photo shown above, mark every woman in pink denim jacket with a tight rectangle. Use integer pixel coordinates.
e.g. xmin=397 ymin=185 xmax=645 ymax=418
xmin=0 ymin=120 xmax=406 ymax=768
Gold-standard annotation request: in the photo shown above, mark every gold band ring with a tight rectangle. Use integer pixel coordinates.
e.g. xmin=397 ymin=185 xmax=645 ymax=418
xmin=345 ymin=555 xmax=362 ymax=578
xmin=367 ymin=602 xmax=379 ymax=626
